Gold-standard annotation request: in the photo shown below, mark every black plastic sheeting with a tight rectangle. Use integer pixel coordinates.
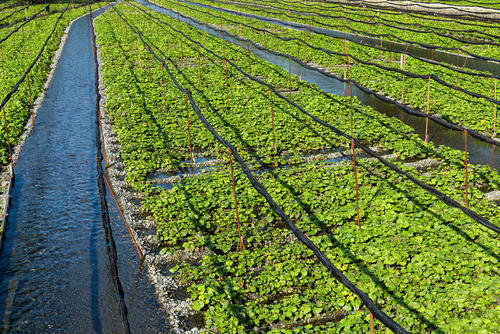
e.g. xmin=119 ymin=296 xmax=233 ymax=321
xmin=89 ymin=2 xmax=131 ymax=333
xmin=115 ymin=6 xmax=411 ymax=332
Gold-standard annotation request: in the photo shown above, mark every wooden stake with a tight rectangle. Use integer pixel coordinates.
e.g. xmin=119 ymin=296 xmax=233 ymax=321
xmin=425 ymin=76 xmax=431 ymax=142
xmin=270 ymin=90 xmax=276 ymax=153
xmin=370 ymin=312 xmax=374 ymax=334
xmin=185 ymin=92 xmax=194 ymax=163
xmin=228 ymin=147 xmax=244 ymax=250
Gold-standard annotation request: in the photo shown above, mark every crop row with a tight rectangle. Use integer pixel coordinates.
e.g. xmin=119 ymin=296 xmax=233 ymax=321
xmin=185 ymin=0 xmax=500 ymax=60
xmin=293 ymin=0 xmax=500 ymax=28
xmin=156 ymin=0 xmax=500 ymax=138
xmin=0 ymin=1 xmax=108 ymax=166
xmin=245 ymin=0 xmax=500 ymax=25
xmin=353 ymin=0 xmax=500 ymax=11
xmin=96 ymin=3 xmax=499 ymax=333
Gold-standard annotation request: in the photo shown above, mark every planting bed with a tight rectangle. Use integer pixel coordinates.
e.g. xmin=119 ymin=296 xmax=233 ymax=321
xmin=159 ymin=0 xmax=500 ymax=139
xmin=0 ymin=1 xmax=107 ymax=167
xmin=94 ymin=2 xmax=500 ymax=333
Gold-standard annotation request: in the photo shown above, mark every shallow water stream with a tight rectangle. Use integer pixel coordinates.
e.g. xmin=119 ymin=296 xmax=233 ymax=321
xmin=0 ymin=8 xmax=168 ymax=333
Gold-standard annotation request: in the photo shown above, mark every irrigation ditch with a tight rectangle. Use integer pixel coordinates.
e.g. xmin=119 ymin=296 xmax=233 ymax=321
xmin=0 ymin=3 xmax=169 ymax=332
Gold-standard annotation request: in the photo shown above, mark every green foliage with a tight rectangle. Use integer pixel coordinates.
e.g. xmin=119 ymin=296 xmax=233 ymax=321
xmin=95 ymin=3 xmax=500 ymax=333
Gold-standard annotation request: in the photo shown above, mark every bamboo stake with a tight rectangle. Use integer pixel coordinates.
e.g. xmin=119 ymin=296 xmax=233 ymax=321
xmin=228 ymin=147 xmax=244 ymax=250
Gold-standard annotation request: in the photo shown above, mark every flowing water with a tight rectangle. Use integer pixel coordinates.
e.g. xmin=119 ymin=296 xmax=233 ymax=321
xmin=0 ymin=8 xmax=168 ymax=333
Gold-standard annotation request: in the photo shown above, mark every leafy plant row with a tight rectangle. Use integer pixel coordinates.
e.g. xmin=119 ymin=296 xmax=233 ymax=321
xmin=242 ymin=0 xmax=500 ymax=35
xmin=157 ymin=0 xmax=500 ymax=138
xmin=275 ymin=0 xmax=500 ymax=29
xmin=0 ymin=1 xmax=108 ymax=166
xmin=184 ymin=0 xmax=500 ymax=60
xmin=233 ymin=0 xmax=500 ymax=46
xmin=96 ymin=3 xmax=499 ymax=333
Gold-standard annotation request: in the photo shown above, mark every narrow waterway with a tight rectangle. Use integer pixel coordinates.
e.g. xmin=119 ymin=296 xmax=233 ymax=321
xmin=0 ymin=8 xmax=168 ymax=333
xmin=138 ymin=0 xmax=499 ymax=172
